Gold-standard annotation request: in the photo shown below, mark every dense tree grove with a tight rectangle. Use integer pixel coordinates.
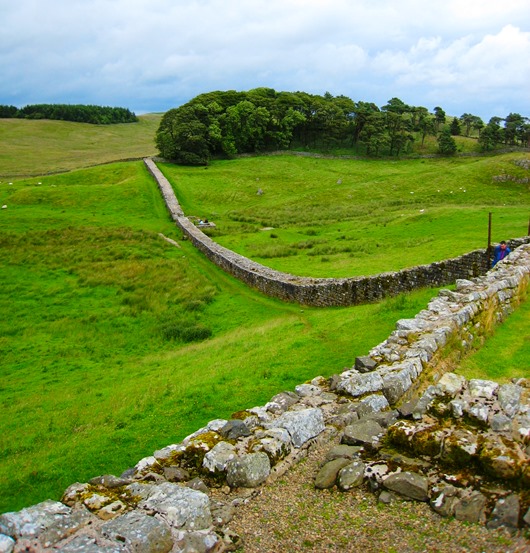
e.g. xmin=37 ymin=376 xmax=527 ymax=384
xmin=0 ymin=104 xmax=138 ymax=124
xmin=155 ymin=89 xmax=529 ymax=165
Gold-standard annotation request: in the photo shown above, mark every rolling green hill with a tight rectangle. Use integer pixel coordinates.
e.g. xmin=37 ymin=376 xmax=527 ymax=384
xmin=0 ymin=157 xmax=440 ymax=514
xmin=0 ymin=117 xmax=528 ymax=514
xmin=0 ymin=113 xmax=162 ymax=177
xmin=158 ymin=152 xmax=530 ymax=277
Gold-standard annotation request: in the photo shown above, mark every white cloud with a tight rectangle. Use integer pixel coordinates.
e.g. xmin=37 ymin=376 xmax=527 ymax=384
xmin=0 ymin=0 xmax=528 ymax=118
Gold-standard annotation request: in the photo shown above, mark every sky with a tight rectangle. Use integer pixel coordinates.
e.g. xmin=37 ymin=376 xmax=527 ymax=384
xmin=1 ymin=0 xmax=529 ymax=121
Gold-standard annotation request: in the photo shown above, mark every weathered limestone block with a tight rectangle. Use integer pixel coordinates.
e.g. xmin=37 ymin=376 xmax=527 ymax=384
xmin=430 ymin=484 xmax=460 ymax=517
xmin=454 ymin=490 xmax=488 ymax=524
xmin=414 ymin=333 xmax=439 ymax=359
xmin=354 ymin=356 xmax=377 ymax=373
xmin=160 ymin=431 xmax=223 ymax=473
xmin=453 ymin=304 xmax=476 ymax=326
xmin=401 ymin=354 xmax=425 ymax=377
xmin=0 ymin=535 xmax=14 ymax=553
xmin=410 ymin=426 xmax=447 ymax=458
xmin=427 ymin=296 xmax=452 ymax=314
xmin=479 ymin=436 xmax=526 ymax=482
xmin=413 ymin=386 xmax=442 ymax=419
xmin=450 ymin=399 xmax=466 ymax=417
xmin=266 ymin=391 xmax=299 ymax=415
xmin=131 ymin=482 xmax=212 ymax=530
xmin=202 ymin=441 xmax=237 ymax=473
xmin=174 ymin=529 xmax=223 ymax=553
xmin=364 ymin=410 xmax=399 ymax=429
xmin=82 ymin=492 xmax=116 ymax=513
xmin=395 ymin=318 xmax=431 ymax=332
xmin=356 ymin=394 xmax=390 ymax=417
xmin=61 ymin=483 xmax=91 ymax=507
xmin=385 ymin=420 xmax=417 ymax=449
xmin=486 ymin=494 xmax=521 ymax=531
xmin=386 ymin=420 xmax=445 ymax=458
xmin=498 ymin=383 xmax=522 ymax=418
xmin=314 ymin=458 xmax=351 ymax=489
xmin=364 ymin=463 xmax=390 ymax=487
xmin=181 ymin=477 xmax=207 ymax=495
xmin=249 ymin=428 xmax=292 ymax=462
xmin=382 ymin=471 xmax=429 ymax=501
xmin=101 ymin=511 xmax=173 ymax=553
xmin=162 ymin=466 xmax=189 ymax=483
xmin=490 ymin=413 xmax=512 ymax=432
xmin=377 ymin=490 xmax=398 ymax=504
xmin=436 ymin=372 xmax=466 ymax=397
xmin=403 ymin=347 xmax=430 ymax=365
xmin=243 ymin=408 xmax=269 ymax=428
xmin=182 ymin=420 xmax=227 ymax=443
xmin=97 ymin=501 xmax=127 ymax=521
xmin=455 ymin=278 xmax=475 ymax=291
xmin=219 ymin=419 xmax=251 ymax=440
xmin=153 ymin=444 xmax=182 ymax=464
xmin=342 ymin=419 xmax=384 ymax=449
xmin=337 ymin=460 xmax=366 ymax=491
xmin=0 ymin=501 xmax=92 ymax=548
xmin=469 ymin=379 xmax=499 ymax=399
xmin=441 ymin=429 xmax=479 ymax=466
xmin=226 ymin=452 xmax=271 ymax=488
xmin=295 ymin=383 xmax=322 ymax=397
xmin=467 ymin=402 xmax=490 ymax=423
xmin=57 ymin=534 xmax=124 ymax=552
xmin=381 ymin=366 xmax=414 ymax=405
xmin=132 ymin=456 xmax=162 ymax=479
xmin=325 ymin=445 xmax=363 ymax=462
xmin=88 ymin=475 xmax=131 ymax=490
xmin=272 ymin=408 xmax=325 ymax=447
xmin=210 ymin=500 xmax=234 ymax=528
xmin=336 ymin=371 xmax=384 ymax=398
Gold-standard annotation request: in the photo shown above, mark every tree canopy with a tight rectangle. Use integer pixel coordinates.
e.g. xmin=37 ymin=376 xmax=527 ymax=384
xmin=156 ymin=88 xmax=529 ymax=165
xmin=0 ymin=103 xmax=138 ymax=124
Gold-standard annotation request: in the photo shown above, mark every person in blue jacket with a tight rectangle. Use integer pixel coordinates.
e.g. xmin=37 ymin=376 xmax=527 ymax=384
xmin=492 ymin=240 xmax=511 ymax=267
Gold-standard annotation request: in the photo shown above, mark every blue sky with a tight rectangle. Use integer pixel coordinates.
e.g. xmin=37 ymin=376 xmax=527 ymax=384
xmin=1 ymin=0 xmax=529 ymax=121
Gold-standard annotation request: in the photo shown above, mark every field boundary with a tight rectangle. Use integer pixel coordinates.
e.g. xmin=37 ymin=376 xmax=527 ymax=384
xmin=144 ymin=158 xmax=530 ymax=306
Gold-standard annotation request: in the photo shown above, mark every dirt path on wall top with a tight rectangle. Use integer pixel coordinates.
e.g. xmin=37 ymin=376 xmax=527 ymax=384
xmin=226 ymin=437 xmax=530 ymax=553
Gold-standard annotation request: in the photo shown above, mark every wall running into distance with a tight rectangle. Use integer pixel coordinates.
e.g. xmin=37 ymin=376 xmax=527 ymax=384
xmin=144 ymin=158 xmax=529 ymax=307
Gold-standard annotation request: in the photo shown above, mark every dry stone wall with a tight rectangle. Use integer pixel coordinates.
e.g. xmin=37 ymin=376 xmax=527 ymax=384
xmin=1 ymin=241 xmax=529 ymax=552
xmin=1 ymin=160 xmax=529 ymax=552
xmin=144 ymin=158 xmax=529 ymax=307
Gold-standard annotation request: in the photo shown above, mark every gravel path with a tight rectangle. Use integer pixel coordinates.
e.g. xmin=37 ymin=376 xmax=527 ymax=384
xmin=226 ymin=439 xmax=530 ymax=553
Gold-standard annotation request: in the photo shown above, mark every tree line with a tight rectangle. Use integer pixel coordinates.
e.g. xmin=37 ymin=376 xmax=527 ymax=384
xmin=0 ymin=104 xmax=138 ymax=124
xmin=155 ymin=88 xmax=529 ymax=165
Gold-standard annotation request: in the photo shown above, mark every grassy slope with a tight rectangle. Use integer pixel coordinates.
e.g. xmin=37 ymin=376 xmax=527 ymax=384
xmin=456 ymin=294 xmax=530 ymax=382
xmin=0 ymin=113 xmax=161 ymax=177
xmin=158 ymin=153 xmax=530 ymax=277
xmin=0 ymin=118 xmax=528 ymax=513
xmin=0 ymin=160 xmax=440 ymax=513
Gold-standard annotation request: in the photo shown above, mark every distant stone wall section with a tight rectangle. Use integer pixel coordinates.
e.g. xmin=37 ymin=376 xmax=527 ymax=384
xmin=144 ymin=158 xmax=530 ymax=306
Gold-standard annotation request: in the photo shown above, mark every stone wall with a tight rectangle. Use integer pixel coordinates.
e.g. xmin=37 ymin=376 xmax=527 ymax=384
xmin=1 ymin=240 xmax=529 ymax=551
xmin=144 ymin=158 xmax=530 ymax=307
xmin=2 ymin=159 xmax=529 ymax=551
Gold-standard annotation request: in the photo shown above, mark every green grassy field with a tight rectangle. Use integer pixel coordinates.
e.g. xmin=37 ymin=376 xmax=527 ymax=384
xmin=0 ymin=159 xmax=445 ymax=513
xmin=0 ymin=113 xmax=161 ymax=177
xmin=0 ymin=118 xmax=528 ymax=514
xmin=158 ymin=153 xmax=530 ymax=277
xmin=456 ymin=295 xmax=530 ymax=382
